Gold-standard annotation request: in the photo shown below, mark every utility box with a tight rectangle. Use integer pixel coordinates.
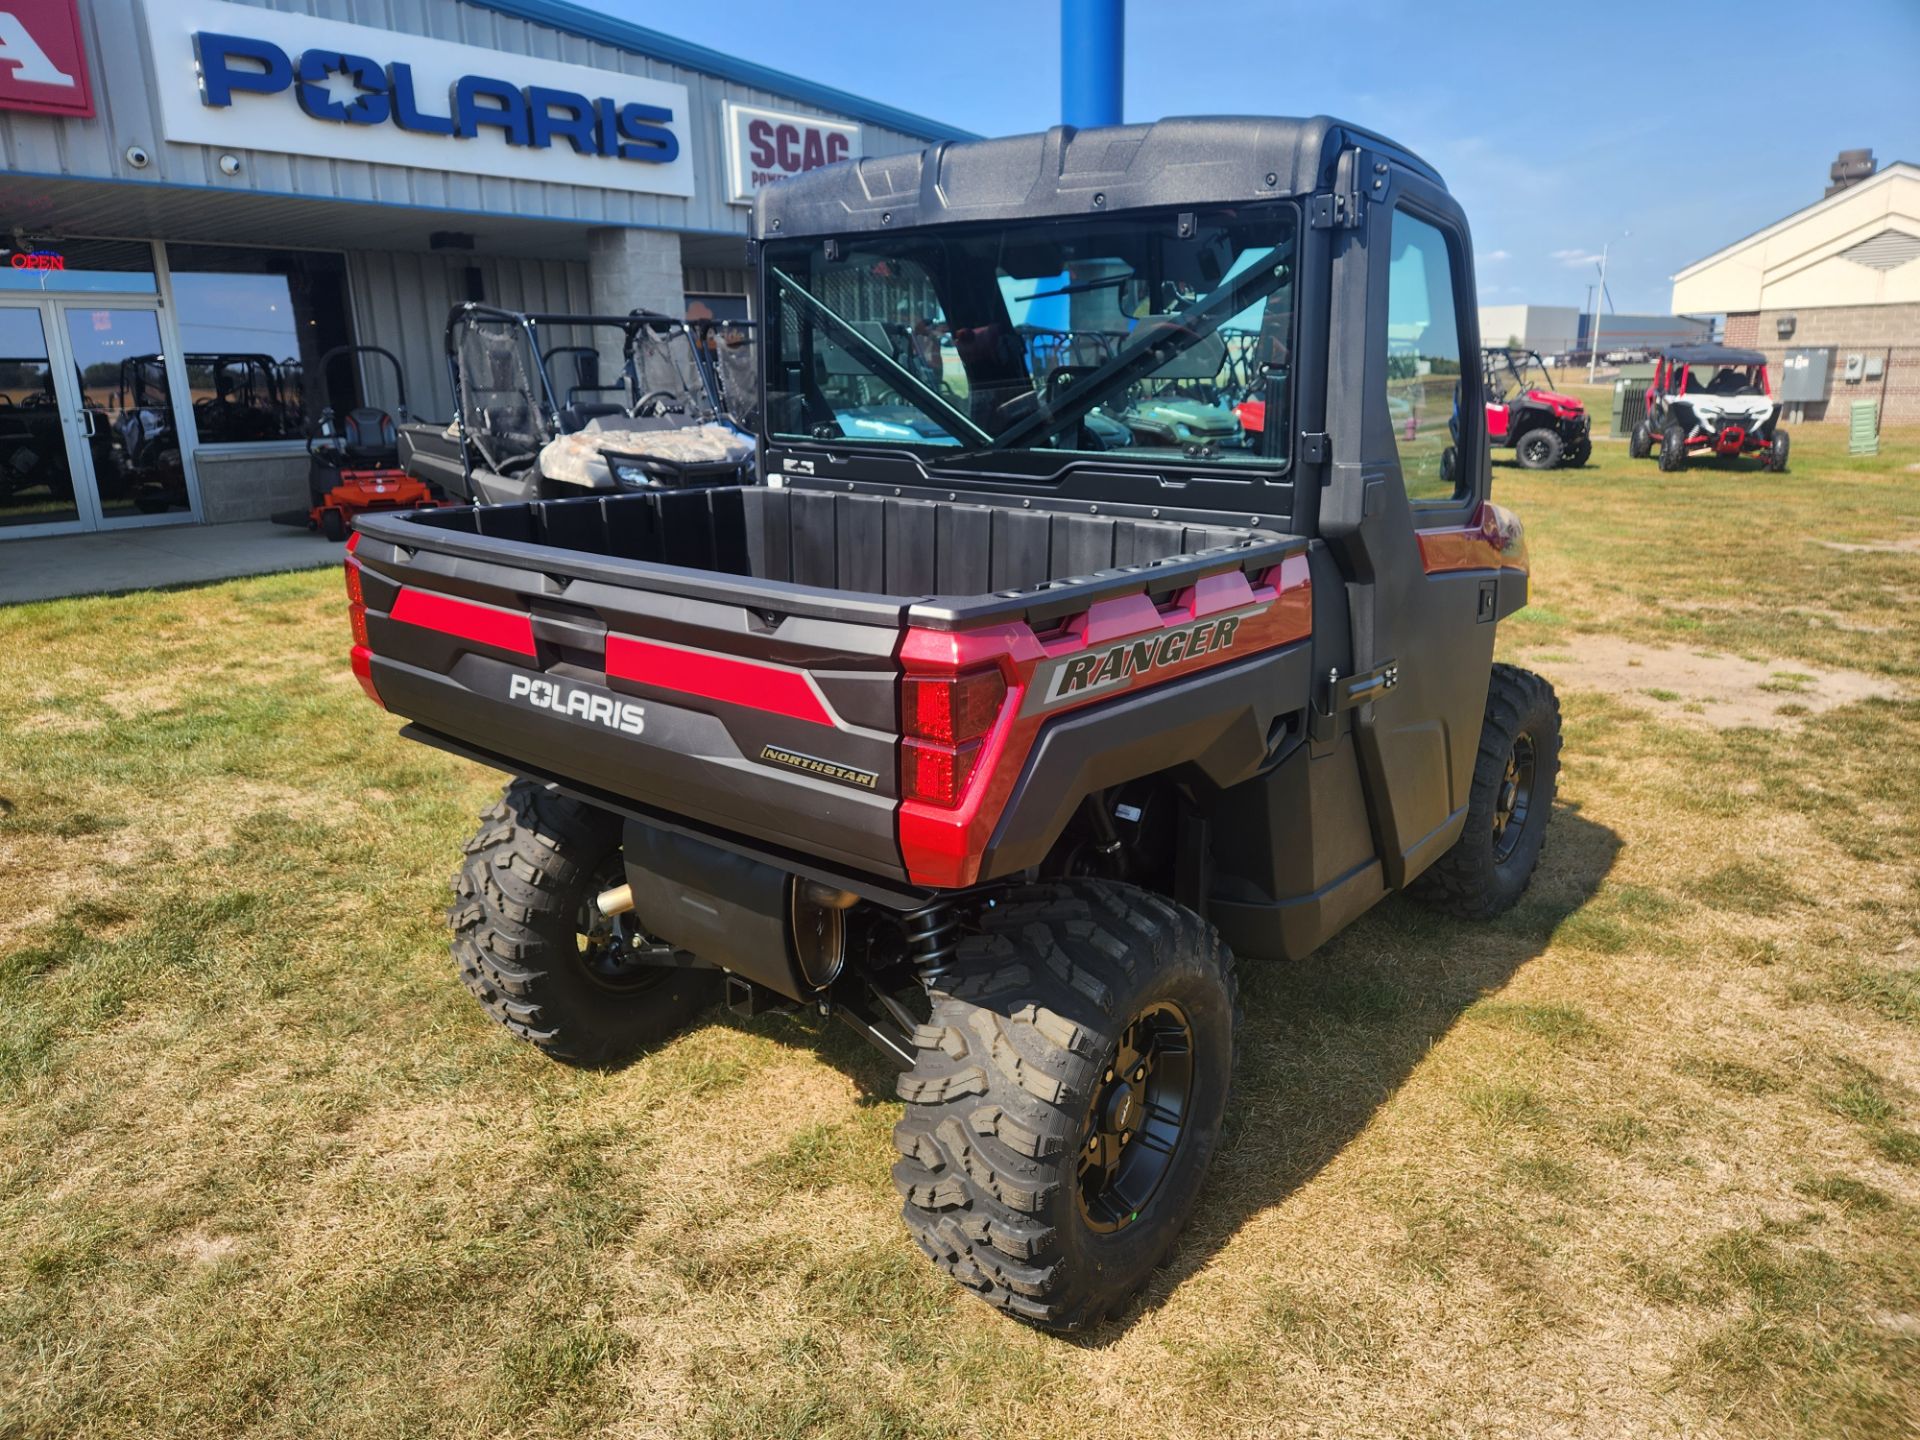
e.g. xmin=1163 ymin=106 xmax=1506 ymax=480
xmin=1780 ymin=347 xmax=1832 ymax=403
xmin=1850 ymin=400 xmax=1880 ymax=456
xmin=1864 ymin=353 xmax=1886 ymax=380
xmin=1844 ymin=353 xmax=1866 ymax=383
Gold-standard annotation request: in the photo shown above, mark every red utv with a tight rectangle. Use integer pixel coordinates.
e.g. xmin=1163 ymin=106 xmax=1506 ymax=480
xmin=1483 ymin=348 xmax=1590 ymax=470
xmin=1628 ymin=344 xmax=1788 ymax=473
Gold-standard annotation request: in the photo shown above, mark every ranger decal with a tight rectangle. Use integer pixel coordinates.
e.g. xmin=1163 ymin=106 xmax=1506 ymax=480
xmin=1036 ymin=607 xmax=1262 ymax=709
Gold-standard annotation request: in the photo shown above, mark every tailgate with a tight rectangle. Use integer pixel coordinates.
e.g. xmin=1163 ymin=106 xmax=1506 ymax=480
xmin=348 ymin=530 xmax=909 ymax=879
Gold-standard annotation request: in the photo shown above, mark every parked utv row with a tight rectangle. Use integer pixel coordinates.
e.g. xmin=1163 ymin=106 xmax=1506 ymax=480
xmin=343 ymin=116 xmax=1562 ymax=1332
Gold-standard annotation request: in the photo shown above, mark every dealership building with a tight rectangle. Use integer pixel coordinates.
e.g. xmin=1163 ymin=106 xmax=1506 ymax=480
xmin=1670 ymin=154 xmax=1919 ymax=426
xmin=0 ymin=0 xmax=967 ymax=539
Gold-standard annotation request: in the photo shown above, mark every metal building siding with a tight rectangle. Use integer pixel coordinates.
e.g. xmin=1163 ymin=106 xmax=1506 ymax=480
xmin=1 ymin=0 xmax=938 ymax=235
xmin=348 ymin=248 xmax=591 ymax=420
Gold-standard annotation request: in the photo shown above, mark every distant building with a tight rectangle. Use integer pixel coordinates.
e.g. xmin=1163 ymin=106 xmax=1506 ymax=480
xmin=1480 ymin=304 xmax=1579 ymax=357
xmin=1478 ymin=304 xmax=1708 ymax=364
xmin=1671 ymin=154 xmax=1919 ymax=424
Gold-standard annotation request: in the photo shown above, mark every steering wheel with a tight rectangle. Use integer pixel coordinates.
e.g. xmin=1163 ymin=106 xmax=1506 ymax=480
xmin=634 ymin=389 xmax=683 ymax=419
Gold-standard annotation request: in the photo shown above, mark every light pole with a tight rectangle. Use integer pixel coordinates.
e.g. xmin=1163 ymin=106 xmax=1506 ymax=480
xmin=1587 ymin=231 xmax=1628 ymax=384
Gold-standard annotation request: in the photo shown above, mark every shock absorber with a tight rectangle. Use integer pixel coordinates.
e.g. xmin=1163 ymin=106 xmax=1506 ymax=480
xmin=902 ymin=898 xmax=963 ymax=986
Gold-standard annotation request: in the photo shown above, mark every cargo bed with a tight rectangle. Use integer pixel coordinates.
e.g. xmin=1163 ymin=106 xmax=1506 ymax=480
xmin=350 ymin=487 xmax=1308 ymax=888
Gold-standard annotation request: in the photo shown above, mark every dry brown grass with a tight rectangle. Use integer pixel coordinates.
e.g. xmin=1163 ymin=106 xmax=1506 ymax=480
xmin=2 ymin=423 xmax=1918 ymax=1438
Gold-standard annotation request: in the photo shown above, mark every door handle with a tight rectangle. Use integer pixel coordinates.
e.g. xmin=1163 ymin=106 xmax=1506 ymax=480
xmin=78 ymin=408 xmax=97 ymax=438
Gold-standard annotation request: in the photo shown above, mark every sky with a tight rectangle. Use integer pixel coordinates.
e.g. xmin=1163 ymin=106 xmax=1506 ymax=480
xmin=602 ymin=0 xmax=1920 ymax=317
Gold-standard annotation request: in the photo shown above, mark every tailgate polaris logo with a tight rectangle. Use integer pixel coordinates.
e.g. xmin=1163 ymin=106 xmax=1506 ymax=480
xmin=508 ymin=674 xmax=645 ymax=735
xmin=1041 ymin=610 xmax=1256 ymax=706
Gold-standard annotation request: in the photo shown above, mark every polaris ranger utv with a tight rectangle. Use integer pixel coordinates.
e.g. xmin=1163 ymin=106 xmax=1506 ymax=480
xmin=344 ymin=117 xmax=1559 ymax=1331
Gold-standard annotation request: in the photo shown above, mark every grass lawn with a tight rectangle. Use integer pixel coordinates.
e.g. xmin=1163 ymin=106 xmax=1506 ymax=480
xmin=3 ymin=422 xmax=1919 ymax=1439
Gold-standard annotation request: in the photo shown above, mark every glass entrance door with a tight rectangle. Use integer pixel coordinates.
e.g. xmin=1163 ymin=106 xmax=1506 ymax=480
xmin=58 ymin=305 xmax=196 ymax=525
xmin=0 ymin=307 xmax=84 ymax=531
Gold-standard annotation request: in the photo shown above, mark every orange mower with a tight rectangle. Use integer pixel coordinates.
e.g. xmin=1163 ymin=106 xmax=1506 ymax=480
xmin=273 ymin=344 xmax=445 ymax=540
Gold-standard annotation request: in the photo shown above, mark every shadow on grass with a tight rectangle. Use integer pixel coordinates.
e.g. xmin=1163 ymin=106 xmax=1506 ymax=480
xmin=680 ymin=801 xmax=1620 ymax=1342
xmin=1086 ymin=800 xmax=1623 ymax=1341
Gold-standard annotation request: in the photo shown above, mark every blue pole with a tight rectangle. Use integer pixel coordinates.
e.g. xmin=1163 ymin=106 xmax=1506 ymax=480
xmin=1061 ymin=0 xmax=1123 ymax=128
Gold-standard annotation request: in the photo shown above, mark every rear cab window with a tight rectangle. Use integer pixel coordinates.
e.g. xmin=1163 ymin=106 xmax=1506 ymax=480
xmin=1383 ymin=208 xmax=1471 ymax=505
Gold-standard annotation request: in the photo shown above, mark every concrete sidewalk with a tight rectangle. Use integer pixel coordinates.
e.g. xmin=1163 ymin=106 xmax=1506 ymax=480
xmin=0 ymin=521 xmax=340 ymax=606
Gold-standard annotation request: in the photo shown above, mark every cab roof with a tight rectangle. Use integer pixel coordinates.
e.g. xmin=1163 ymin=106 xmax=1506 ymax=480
xmin=1659 ymin=343 xmax=1768 ymax=366
xmin=752 ymin=115 xmax=1443 ymax=242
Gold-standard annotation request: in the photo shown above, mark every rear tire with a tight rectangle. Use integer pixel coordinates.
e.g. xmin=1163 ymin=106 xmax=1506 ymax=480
xmin=1658 ymin=424 xmax=1687 ymax=472
xmin=1515 ymin=427 xmax=1563 ymax=471
xmin=1765 ymin=429 xmax=1790 ymax=473
xmin=1628 ymin=421 xmax=1652 ymax=459
xmin=320 ymin=508 xmax=346 ymax=542
xmin=449 ymin=780 xmax=720 ymax=1066
xmin=893 ymin=881 xmax=1237 ymax=1332
xmin=1409 ymin=664 xmax=1560 ymax=921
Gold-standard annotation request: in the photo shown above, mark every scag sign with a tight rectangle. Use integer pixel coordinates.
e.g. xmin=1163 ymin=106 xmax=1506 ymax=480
xmin=724 ymin=101 xmax=860 ymax=206
xmin=146 ymin=0 xmax=693 ymax=197
xmin=0 ymin=2 xmax=93 ymax=118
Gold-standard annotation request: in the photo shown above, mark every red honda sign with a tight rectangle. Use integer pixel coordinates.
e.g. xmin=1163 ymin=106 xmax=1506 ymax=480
xmin=0 ymin=2 xmax=94 ymax=118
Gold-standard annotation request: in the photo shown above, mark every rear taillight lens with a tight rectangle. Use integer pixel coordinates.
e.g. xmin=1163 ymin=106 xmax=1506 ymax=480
xmin=903 ymin=737 xmax=981 ymax=807
xmin=343 ymin=549 xmax=383 ymax=708
xmin=903 ymin=668 xmax=1006 ymax=745
xmin=900 ymin=667 xmax=1006 ymax=808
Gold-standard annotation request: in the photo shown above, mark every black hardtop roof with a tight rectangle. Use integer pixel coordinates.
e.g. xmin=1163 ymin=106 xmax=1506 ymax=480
xmin=753 ymin=115 xmax=1443 ymax=241
xmin=1659 ymin=343 xmax=1769 ymax=366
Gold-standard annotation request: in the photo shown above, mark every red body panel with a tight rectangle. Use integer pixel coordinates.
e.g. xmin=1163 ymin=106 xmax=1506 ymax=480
xmin=896 ymin=554 xmax=1314 ymax=888
xmin=390 ymin=588 xmax=537 ymax=657
xmin=605 ymin=636 xmax=838 ymax=727
xmin=1417 ymin=502 xmax=1530 ymax=575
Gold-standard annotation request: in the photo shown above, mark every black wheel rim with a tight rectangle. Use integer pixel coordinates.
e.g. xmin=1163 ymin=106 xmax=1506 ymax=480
xmin=1520 ymin=434 xmax=1551 ymax=466
xmin=1491 ymin=732 xmax=1537 ymax=864
xmin=575 ymin=858 xmax=677 ymax=994
xmin=1077 ymin=1001 xmax=1195 ymax=1234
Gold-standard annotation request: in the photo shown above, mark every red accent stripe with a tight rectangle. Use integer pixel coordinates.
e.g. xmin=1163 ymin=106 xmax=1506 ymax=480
xmin=605 ymin=635 xmax=834 ymax=726
xmin=390 ymin=588 xmax=536 ymax=656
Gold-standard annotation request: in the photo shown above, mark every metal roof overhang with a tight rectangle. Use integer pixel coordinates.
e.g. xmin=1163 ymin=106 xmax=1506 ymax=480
xmin=0 ymin=172 xmax=749 ymax=262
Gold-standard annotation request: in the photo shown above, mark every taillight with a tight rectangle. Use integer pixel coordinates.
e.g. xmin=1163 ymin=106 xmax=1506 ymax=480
xmin=343 ymin=549 xmax=383 ymax=709
xmin=900 ymin=666 xmax=1006 ymax=808
xmin=904 ymin=668 xmax=1005 ymax=745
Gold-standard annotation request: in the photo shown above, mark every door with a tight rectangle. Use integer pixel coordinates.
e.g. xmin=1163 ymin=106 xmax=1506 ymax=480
xmin=0 ymin=306 xmax=87 ymax=533
xmin=1322 ymin=155 xmax=1501 ymax=888
xmin=56 ymin=304 xmax=198 ymax=527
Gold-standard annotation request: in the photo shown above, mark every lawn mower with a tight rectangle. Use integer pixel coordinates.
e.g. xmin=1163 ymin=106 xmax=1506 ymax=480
xmin=1629 ymin=344 xmax=1788 ymax=473
xmin=273 ymin=345 xmax=444 ymax=541
xmin=1482 ymin=348 xmax=1591 ymax=469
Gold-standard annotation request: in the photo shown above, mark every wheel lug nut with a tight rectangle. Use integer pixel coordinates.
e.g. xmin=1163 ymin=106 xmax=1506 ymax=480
xmin=1088 ymin=1136 xmax=1099 ymax=1151
xmin=1104 ymin=1069 xmax=1113 ymax=1082
xmin=1132 ymin=1068 xmax=1144 ymax=1082
xmin=1121 ymin=1130 xmax=1132 ymax=1145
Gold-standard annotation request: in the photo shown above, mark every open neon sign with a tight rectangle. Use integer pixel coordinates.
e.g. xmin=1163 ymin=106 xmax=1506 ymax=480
xmin=9 ymin=251 xmax=65 ymax=271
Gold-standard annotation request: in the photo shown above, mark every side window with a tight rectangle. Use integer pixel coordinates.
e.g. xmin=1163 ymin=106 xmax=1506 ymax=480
xmin=1383 ymin=209 xmax=1468 ymax=502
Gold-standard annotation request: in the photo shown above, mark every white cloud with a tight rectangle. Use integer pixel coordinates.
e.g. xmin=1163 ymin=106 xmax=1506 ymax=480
xmin=1552 ymin=248 xmax=1605 ymax=267
xmin=1482 ymin=249 xmax=1511 ymax=262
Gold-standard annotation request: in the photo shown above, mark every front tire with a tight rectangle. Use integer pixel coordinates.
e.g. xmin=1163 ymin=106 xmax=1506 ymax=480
xmin=1515 ymin=427 xmax=1564 ymax=471
xmin=320 ymin=508 xmax=346 ymax=542
xmin=1765 ymin=429 xmax=1790 ymax=473
xmin=449 ymin=780 xmax=720 ymax=1066
xmin=1409 ymin=665 xmax=1560 ymax=920
xmin=893 ymin=881 xmax=1237 ymax=1331
xmin=1658 ymin=424 xmax=1687 ymax=472
xmin=1628 ymin=421 xmax=1652 ymax=459
xmin=1566 ymin=433 xmax=1592 ymax=466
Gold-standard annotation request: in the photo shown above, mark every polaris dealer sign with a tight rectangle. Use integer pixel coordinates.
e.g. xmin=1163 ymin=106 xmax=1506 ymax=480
xmin=144 ymin=0 xmax=694 ymax=197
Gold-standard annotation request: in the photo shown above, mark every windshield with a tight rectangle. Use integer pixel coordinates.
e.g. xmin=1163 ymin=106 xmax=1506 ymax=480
xmin=1485 ymin=350 xmax=1555 ymax=400
xmin=762 ymin=204 xmax=1296 ymax=468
